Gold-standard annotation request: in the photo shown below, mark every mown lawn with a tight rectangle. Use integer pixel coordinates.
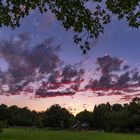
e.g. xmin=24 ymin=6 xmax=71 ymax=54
xmin=0 ymin=128 xmax=140 ymax=140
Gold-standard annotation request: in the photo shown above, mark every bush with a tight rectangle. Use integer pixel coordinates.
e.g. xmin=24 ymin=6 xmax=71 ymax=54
xmin=0 ymin=120 xmax=8 ymax=134
xmin=0 ymin=128 xmax=3 ymax=134
xmin=0 ymin=121 xmax=4 ymax=134
xmin=135 ymin=128 xmax=140 ymax=134
xmin=112 ymin=127 xmax=122 ymax=132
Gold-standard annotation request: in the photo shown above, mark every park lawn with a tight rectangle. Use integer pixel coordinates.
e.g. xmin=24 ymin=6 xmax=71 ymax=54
xmin=0 ymin=128 xmax=140 ymax=140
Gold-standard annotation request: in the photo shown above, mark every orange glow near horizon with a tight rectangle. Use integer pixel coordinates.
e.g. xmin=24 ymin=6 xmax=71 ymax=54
xmin=0 ymin=91 xmax=132 ymax=115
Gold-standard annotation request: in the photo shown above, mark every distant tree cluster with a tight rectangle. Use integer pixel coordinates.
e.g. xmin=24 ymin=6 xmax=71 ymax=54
xmin=0 ymin=97 xmax=140 ymax=134
xmin=0 ymin=104 xmax=74 ymax=131
xmin=93 ymin=97 xmax=140 ymax=133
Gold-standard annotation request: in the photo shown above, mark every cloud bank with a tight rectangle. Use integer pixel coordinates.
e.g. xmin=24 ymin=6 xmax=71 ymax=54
xmin=0 ymin=33 xmax=84 ymax=98
xmin=0 ymin=34 xmax=140 ymax=101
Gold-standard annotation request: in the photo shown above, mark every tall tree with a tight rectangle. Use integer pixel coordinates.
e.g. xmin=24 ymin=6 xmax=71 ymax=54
xmin=43 ymin=104 xmax=74 ymax=129
xmin=93 ymin=103 xmax=111 ymax=130
xmin=75 ymin=109 xmax=93 ymax=127
xmin=0 ymin=104 xmax=10 ymax=121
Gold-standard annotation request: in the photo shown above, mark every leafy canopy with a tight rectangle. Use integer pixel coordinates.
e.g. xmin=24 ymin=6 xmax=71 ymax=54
xmin=0 ymin=0 xmax=140 ymax=53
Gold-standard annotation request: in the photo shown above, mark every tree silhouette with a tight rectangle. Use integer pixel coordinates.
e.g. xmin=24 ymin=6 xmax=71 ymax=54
xmin=0 ymin=98 xmax=140 ymax=133
xmin=0 ymin=0 xmax=140 ymax=53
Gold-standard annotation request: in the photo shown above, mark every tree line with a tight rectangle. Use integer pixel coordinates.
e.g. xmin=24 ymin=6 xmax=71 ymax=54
xmin=0 ymin=97 xmax=140 ymax=133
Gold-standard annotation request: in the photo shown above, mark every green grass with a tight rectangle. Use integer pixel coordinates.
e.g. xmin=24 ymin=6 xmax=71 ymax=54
xmin=0 ymin=128 xmax=140 ymax=140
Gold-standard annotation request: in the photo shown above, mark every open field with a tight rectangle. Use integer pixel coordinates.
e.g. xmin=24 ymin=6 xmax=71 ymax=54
xmin=0 ymin=129 xmax=140 ymax=140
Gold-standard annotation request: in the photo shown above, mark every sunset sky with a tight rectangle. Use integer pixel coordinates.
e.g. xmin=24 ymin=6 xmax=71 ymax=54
xmin=0 ymin=9 xmax=140 ymax=115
